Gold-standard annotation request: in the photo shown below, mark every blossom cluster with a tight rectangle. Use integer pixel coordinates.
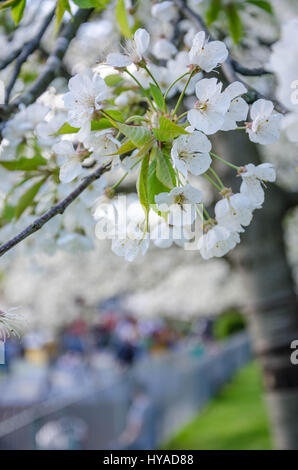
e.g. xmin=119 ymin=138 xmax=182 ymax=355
xmin=0 ymin=1 xmax=283 ymax=265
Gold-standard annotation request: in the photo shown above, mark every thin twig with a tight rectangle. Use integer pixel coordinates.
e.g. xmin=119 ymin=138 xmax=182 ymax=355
xmin=0 ymin=163 xmax=111 ymax=257
xmin=1 ymin=8 xmax=93 ymax=117
xmin=0 ymin=46 xmax=23 ymax=72
xmin=230 ymin=59 xmax=270 ymax=77
xmin=38 ymin=45 xmax=71 ymax=81
xmin=5 ymin=8 xmax=56 ymax=103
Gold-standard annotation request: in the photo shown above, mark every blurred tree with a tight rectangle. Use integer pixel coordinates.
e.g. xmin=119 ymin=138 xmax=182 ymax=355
xmin=213 ymin=129 xmax=298 ymax=449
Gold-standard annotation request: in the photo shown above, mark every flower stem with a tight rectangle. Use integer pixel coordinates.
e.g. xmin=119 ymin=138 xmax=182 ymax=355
xmin=208 ymin=167 xmax=225 ymax=189
xmin=203 ymin=173 xmax=222 ymax=191
xmin=210 ymin=152 xmax=239 ymax=170
xmin=164 ymin=72 xmax=189 ymax=101
xmin=124 ymin=68 xmax=155 ymax=109
xmin=143 ymin=64 xmax=161 ymax=91
xmin=176 ymin=111 xmax=188 ymax=121
xmin=111 ymin=156 xmax=143 ymax=191
xmin=112 ymin=171 xmax=128 ymax=190
xmin=201 ymin=204 xmax=211 ymax=220
xmin=196 ymin=205 xmax=205 ymax=222
xmin=173 ymin=70 xmax=194 ymax=116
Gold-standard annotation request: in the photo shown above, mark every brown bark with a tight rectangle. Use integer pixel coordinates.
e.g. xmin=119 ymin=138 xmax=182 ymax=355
xmin=213 ymin=130 xmax=298 ymax=449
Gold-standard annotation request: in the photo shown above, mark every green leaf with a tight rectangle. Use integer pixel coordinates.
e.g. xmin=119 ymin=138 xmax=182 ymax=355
xmin=112 ymin=139 xmax=137 ymax=155
xmin=155 ymin=147 xmax=176 ymax=189
xmin=148 ymin=159 xmax=170 ymax=206
xmin=72 ymin=0 xmax=109 ymax=8
xmin=206 ymin=0 xmax=222 ymax=26
xmin=104 ymin=109 xmax=124 ymax=122
xmin=246 ymin=0 xmax=273 ymax=14
xmin=91 ymin=120 xmax=110 ymax=131
xmin=104 ymin=74 xmax=123 ymax=87
xmin=11 ymin=0 xmax=26 ymax=24
xmin=149 ymin=83 xmax=166 ymax=112
xmin=115 ymin=0 xmax=132 ymax=38
xmin=1 ymin=204 xmax=15 ymax=222
xmin=56 ymin=122 xmax=80 ymax=135
xmin=0 ymin=0 xmax=19 ymax=11
xmin=116 ymin=123 xmax=152 ymax=147
xmin=15 ymin=177 xmax=46 ymax=219
xmin=137 ymin=153 xmax=150 ymax=220
xmin=0 ymin=155 xmax=47 ymax=171
xmin=55 ymin=0 xmax=71 ymax=30
xmin=225 ymin=4 xmax=243 ymax=44
xmin=152 ymin=117 xmax=188 ymax=142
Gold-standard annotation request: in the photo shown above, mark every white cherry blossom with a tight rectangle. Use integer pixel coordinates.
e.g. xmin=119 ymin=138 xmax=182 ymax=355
xmin=36 ymin=114 xmax=66 ymax=147
xmin=112 ymin=230 xmax=150 ymax=262
xmin=3 ymin=103 xmax=49 ymax=148
xmin=221 ymin=82 xmax=249 ymax=131
xmin=63 ymin=72 xmax=108 ymax=140
xmin=187 ymin=78 xmax=230 ymax=135
xmin=115 ymin=90 xmax=139 ymax=107
xmin=106 ymin=28 xmax=150 ymax=68
xmin=126 ymin=64 xmax=151 ymax=89
xmin=83 ymin=129 xmax=120 ymax=167
xmin=53 ymin=141 xmax=83 ymax=183
xmin=215 ymin=193 xmax=253 ymax=233
xmin=110 ymin=203 xmax=150 ymax=262
xmin=0 ymin=308 xmax=26 ymax=342
xmin=155 ymin=184 xmax=202 ymax=226
xmin=79 ymin=176 xmax=107 ymax=208
xmin=151 ymin=1 xmax=177 ymax=22
xmin=188 ymin=31 xmax=228 ymax=72
xmin=246 ymin=99 xmax=283 ymax=145
xmin=151 ymin=221 xmax=193 ymax=248
xmin=171 ymin=131 xmax=212 ymax=178
xmin=149 ymin=64 xmax=174 ymax=95
xmin=239 ymin=163 xmax=276 ymax=208
xmin=198 ymin=225 xmax=240 ymax=260
xmin=167 ymin=51 xmax=202 ymax=95
xmin=153 ymin=38 xmax=177 ymax=60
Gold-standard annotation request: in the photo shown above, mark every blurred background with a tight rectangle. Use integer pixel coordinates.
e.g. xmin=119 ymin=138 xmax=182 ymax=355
xmin=1 ymin=0 xmax=298 ymax=451
xmin=0 ymin=245 xmax=271 ymax=450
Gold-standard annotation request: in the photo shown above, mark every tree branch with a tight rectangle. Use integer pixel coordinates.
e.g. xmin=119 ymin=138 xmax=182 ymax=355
xmin=173 ymin=0 xmax=287 ymax=114
xmin=0 ymin=7 xmax=93 ymax=118
xmin=0 ymin=163 xmax=111 ymax=257
xmin=0 ymin=46 xmax=23 ymax=72
xmin=5 ymin=8 xmax=56 ymax=103
xmin=230 ymin=59 xmax=270 ymax=77
xmin=38 ymin=45 xmax=71 ymax=82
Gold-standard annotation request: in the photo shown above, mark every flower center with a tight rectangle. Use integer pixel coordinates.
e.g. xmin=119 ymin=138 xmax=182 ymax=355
xmin=174 ymin=194 xmax=186 ymax=205
xmin=195 ymin=100 xmax=208 ymax=112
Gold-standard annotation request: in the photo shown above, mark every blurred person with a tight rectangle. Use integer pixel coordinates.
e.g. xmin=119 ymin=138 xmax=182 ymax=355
xmin=113 ymin=383 xmax=156 ymax=450
xmin=114 ymin=316 xmax=140 ymax=367
xmin=23 ymin=329 xmax=49 ymax=365
xmin=35 ymin=416 xmax=88 ymax=450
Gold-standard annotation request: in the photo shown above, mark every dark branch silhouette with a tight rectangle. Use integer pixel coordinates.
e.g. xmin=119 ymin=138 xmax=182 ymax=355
xmin=0 ymin=162 xmax=111 ymax=257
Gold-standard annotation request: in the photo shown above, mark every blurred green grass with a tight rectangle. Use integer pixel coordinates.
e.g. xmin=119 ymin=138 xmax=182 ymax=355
xmin=162 ymin=361 xmax=273 ymax=450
